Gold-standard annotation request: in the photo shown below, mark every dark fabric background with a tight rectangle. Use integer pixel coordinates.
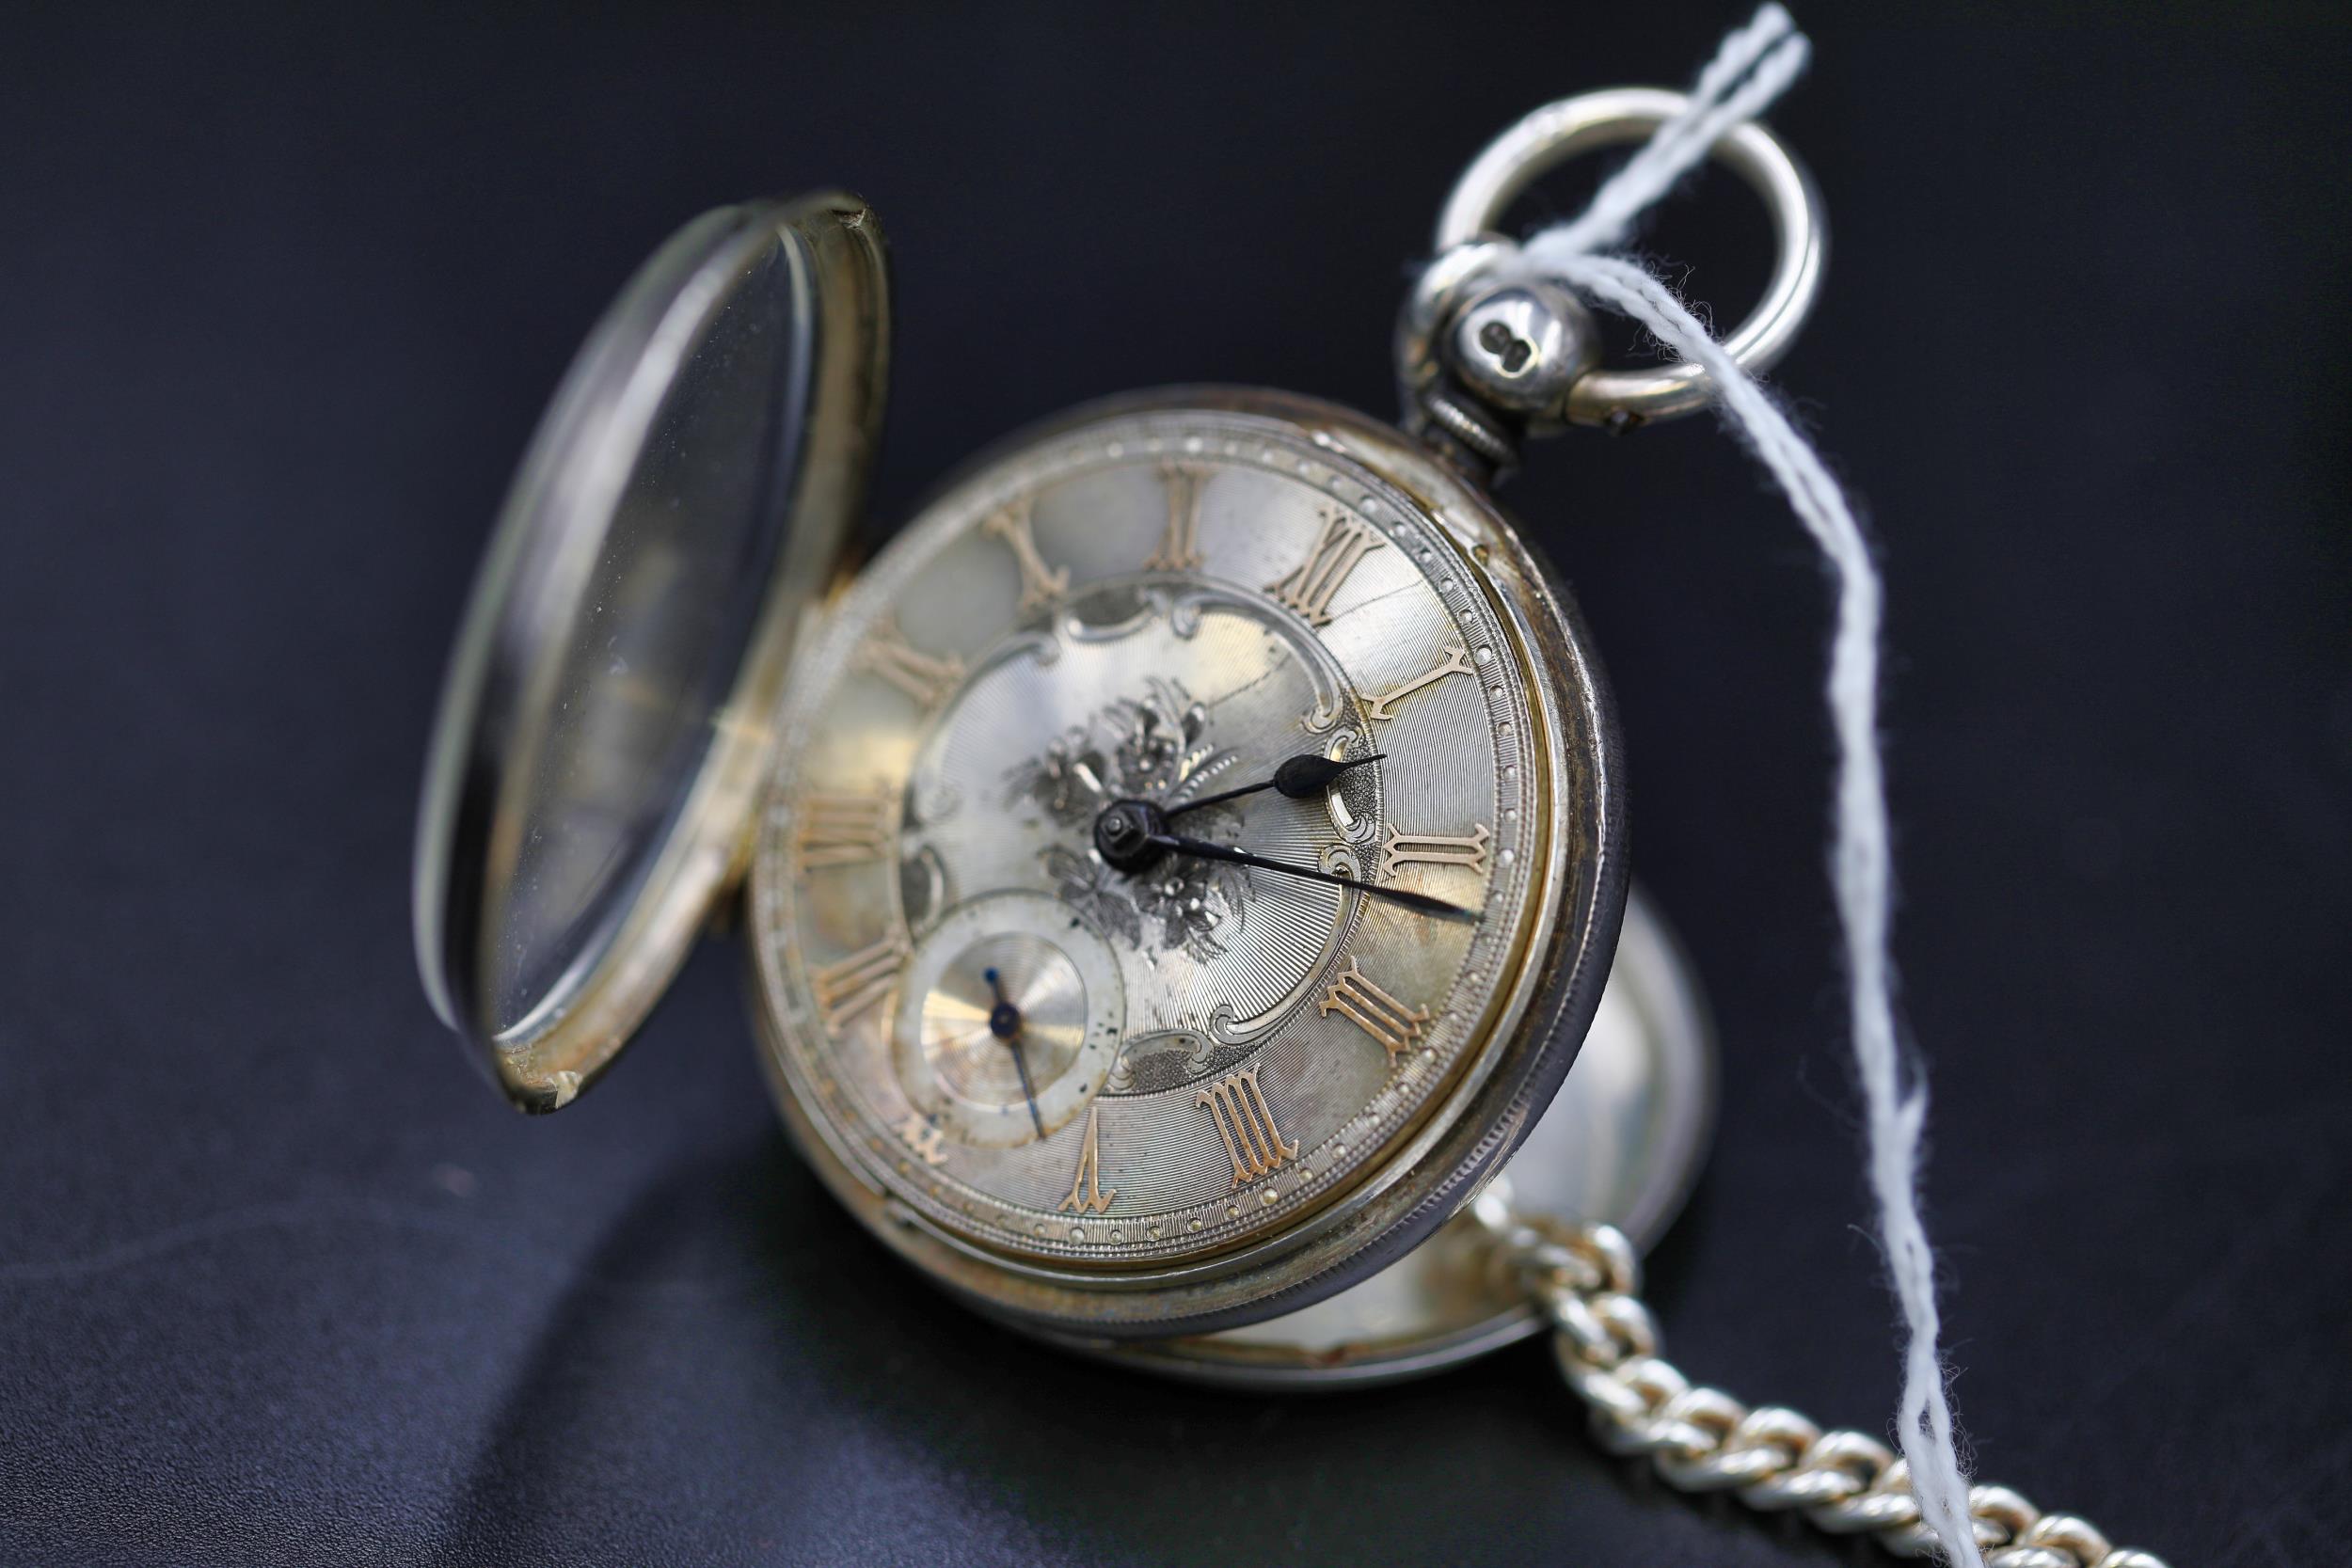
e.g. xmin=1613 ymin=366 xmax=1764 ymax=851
xmin=2 ymin=3 xmax=2345 ymax=1564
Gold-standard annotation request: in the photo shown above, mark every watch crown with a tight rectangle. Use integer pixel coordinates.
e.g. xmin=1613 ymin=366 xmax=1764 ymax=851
xmin=1443 ymin=280 xmax=1599 ymax=417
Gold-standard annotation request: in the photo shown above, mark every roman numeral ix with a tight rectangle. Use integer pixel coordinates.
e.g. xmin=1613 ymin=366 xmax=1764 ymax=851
xmin=794 ymin=787 xmax=897 ymax=867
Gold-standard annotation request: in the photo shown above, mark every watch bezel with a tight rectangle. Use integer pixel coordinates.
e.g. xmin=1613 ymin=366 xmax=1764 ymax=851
xmin=750 ymin=387 xmax=1627 ymax=1338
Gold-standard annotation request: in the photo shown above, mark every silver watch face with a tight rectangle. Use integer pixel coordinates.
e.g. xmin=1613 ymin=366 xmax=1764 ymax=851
xmin=750 ymin=395 xmax=1615 ymax=1330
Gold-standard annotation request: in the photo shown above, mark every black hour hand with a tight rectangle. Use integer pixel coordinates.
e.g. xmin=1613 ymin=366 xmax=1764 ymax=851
xmin=1163 ymin=752 xmax=1384 ymax=819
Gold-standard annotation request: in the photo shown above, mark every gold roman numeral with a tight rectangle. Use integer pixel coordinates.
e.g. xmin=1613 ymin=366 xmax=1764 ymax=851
xmin=1146 ymin=462 xmax=1207 ymax=571
xmin=810 ymin=932 xmax=908 ymax=1035
xmin=1056 ymin=1103 xmax=1116 ymax=1214
xmin=1318 ymin=958 xmax=1432 ymax=1067
xmin=1266 ymin=509 xmax=1381 ymax=626
xmin=1365 ymin=643 xmax=1473 ymax=721
xmin=853 ymin=617 xmax=965 ymax=712
xmin=1378 ymin=822 xmax=1492 ymax=880
xmin=981 ymin=499 xmax=1070 ymax=612
xmin=794 ymin=787 xmax=897 ymax=868
xmin=1198 ymin=1065 xmax=1298 ymax=1189
xmin=895 ymin=1113 xmax=946 ymax=1167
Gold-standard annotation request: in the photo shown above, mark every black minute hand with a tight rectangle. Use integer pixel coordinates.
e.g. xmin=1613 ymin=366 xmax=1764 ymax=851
xmin=1146 ymin=832 xmax=1477 ymax=924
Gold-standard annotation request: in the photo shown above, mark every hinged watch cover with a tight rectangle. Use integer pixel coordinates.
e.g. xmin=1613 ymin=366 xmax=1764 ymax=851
xmin=413 ymin=193 xmax=889 ymax=1111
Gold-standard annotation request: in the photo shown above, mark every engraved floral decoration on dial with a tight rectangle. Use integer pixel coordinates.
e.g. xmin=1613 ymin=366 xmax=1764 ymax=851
xmin=753 ymin=411 xmax=1548 ymax=1266
xmin=1009 ymin=676 xmax=1250 ymax=963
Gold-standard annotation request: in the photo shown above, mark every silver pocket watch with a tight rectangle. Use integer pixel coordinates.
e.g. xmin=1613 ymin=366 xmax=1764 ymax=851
xmin=413 ymin=82 xmax=2163 ymax=1563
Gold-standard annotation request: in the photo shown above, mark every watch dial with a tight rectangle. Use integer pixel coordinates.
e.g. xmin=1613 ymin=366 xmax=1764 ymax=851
xmin=753 ymin=408 xmax=1551 ymax=1267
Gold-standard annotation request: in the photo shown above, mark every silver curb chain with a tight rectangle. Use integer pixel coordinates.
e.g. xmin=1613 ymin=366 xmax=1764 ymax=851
xmin=1488 ymin=1219 xmax=2170 ymax=1567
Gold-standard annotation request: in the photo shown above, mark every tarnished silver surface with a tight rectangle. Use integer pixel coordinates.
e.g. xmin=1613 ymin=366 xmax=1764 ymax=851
xmin=1446 ymin=280 xmax=1600 ymax=416
xmin=1406 ymin=87 xmax=1825 ymax=429
xmin=749 ymin=388 xmax=1625 ymax=1338
xmin=1493 ymin=1224 xmax=2171 ymax=1568
xmin=1082 ymin=888 xmax=1709 ymax=1387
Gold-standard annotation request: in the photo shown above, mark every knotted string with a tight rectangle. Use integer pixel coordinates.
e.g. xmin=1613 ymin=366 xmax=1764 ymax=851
xmin=1479 ymin=9 xmax=1984 ymax=1562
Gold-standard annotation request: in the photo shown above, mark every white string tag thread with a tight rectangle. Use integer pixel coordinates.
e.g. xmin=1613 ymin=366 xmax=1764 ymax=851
xmin=1486 ymin=9 xmax=1985 ymax=1563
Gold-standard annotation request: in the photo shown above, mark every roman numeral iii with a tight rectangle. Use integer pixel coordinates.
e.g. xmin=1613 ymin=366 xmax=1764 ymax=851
xmin=1378 ymin=822 xmax=1492 ymax=880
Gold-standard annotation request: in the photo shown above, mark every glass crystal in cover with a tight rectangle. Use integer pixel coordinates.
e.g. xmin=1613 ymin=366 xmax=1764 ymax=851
xmin=414 ymin=195 xmax=887 ymax=1109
